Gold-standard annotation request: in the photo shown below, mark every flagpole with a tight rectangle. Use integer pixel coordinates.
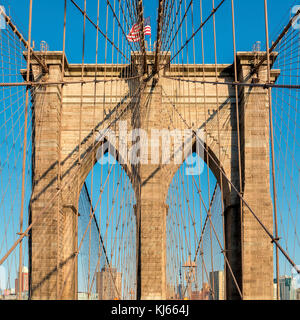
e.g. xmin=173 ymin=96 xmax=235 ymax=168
xmin=148 ymin=16 xmax=152 ymax=51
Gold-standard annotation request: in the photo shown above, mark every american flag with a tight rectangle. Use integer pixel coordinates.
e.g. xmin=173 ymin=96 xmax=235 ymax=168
xmin=127 ymin=16 xmax=151 ymax=42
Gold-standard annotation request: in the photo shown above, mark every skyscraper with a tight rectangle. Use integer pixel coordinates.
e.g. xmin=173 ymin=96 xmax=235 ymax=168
xmin=274 ymin=276 xmax=293 ymax=300
xmin=15 ymin=266 xmax=29 ymax=294
xmin=96 ymin=267 xmax=122 ymax=300
xmin=209 ymin=271 xmax=225 ymax=300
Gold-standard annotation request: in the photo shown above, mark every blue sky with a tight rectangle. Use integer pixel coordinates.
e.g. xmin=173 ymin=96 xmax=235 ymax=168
xmin=4 ymin=0 xmax=300 ymax=63
xmin=3 ymin=0 xmax=297 ymax=63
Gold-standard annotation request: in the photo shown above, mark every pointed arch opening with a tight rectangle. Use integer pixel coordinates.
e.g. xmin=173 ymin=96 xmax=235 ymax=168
xmin=77 ymin=143 xmax=137 ymax=300
xmin=166 ymin=151 xmax=226 ymax=300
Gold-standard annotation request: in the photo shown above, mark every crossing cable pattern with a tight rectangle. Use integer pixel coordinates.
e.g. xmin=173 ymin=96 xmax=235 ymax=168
xmin=268 ymin=5 xmax=300 ymax=285
xmin=160 ymin=0 xmax=300 ymax=299
xmin=0 ymin=0 xmax=142 ymax=300
xmin=0 ymin=0 xmax=299 ymax=301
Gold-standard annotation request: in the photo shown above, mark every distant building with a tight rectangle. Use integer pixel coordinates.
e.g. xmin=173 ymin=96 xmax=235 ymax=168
xmin=77 ymin=292 xmax=98 ymax=300
xmin=78 ymin=292 xmax=88 ymax=300
xmin=273 ymin=283 xmax=278 ymax=300
xmin=209 ymin=271 xmax=225 ymax=300
xmin=166 ymin=283 xmax=176 ymax=299
xmin=177 ymin=283 xmax=210 ymax=300
xmin=3 ymin=293 xmax=17 ymax=300
xmin=0 ymin=288 xmax=16 ymax=300
xmin=4 ymin=289 xmax=11 ymax=296
xmin=190 ymin=290 xmax=202 ymax=300
xmin=96 ymin=267 xmax=122 ymax=300
xmin=200 ymin=283 xmax=211 ymax=300
xmin=296 ymin=289 xmax=300 ymax=300
xmin=274 ymin=276 xmax=293 ymax=300
xmin=15 ymin=266 xmax=29 ymax=294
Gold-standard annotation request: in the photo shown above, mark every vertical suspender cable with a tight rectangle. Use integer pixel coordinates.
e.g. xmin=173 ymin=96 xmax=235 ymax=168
xmin=18 ymin=0 xmax=33 ymax=301
xmin=154 ymin=0 xmax=165 ymax=75
xmin=264 ymin=0 xmax=280 ymax=301
xmin=136 ymin=0 xmax=147 ymax=75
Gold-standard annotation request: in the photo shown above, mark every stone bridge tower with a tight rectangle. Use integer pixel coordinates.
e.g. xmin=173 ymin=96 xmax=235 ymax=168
xmin=28 ymin=50 xmax=279 ymax=300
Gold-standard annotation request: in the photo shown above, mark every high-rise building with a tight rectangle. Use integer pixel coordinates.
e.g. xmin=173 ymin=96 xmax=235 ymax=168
xmin=15 ymin=266 xmax=29 ymax=294
xmin=273 ymin=282 xmax=278 ymax=300
xmin=274 ymin=276 xmax=293 ymax=300
xmin=96 ymin=267 xmax=122 ymax=300
xmin=209 ymin=271 xmax=225 ymax=300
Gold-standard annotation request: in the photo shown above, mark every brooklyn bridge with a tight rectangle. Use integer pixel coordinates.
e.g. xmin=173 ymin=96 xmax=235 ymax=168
xmin=0 ymin=0 xmax=299 ymax=300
